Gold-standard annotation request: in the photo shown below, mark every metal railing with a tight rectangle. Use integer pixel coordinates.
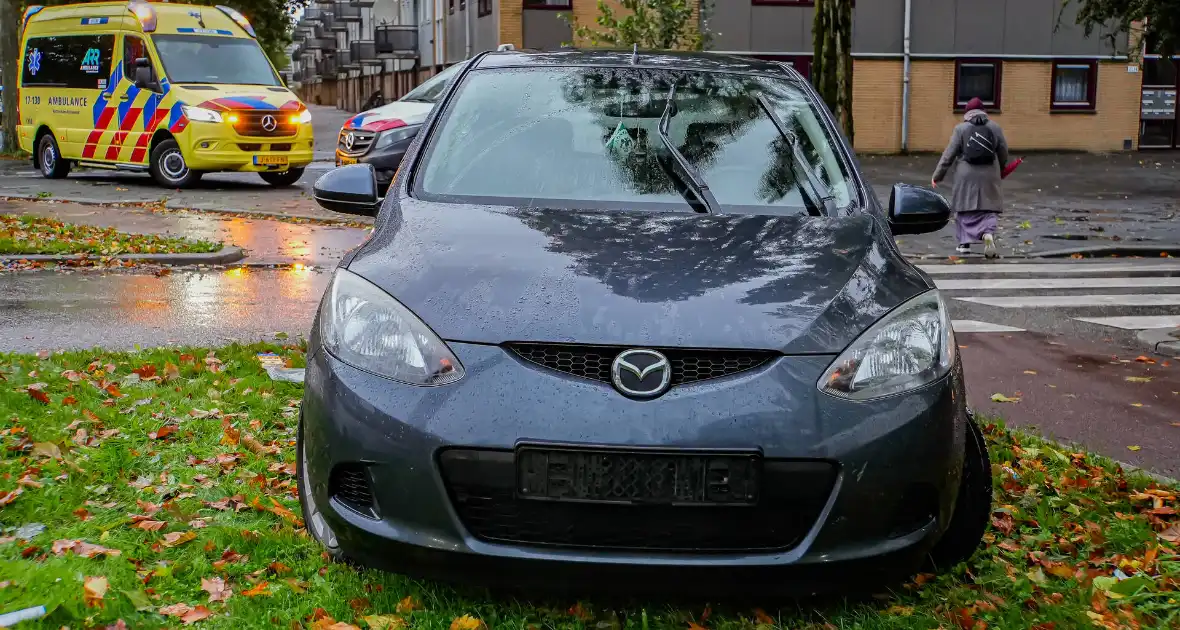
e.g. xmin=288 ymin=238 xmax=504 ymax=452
xmin=350 ymin=40 xmax=381 ymax=66
xmin=334 ymin=2 xmax=362 ymax=22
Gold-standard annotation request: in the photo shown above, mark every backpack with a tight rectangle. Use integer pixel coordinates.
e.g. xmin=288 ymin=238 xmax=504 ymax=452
xmin=962 ymin=120 xmax=997 ymax=166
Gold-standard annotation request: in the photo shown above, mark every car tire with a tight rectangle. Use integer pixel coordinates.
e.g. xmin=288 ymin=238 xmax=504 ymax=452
xmin=259 ymin=167 xmax=305 ymax=187
xmin=149 ymin=139 xmax=202 ymax=188
xmin=928 ymin=414 xmax=993 ymax=570
xmin=296 ymin=415 xmax=348 ymax=563
xmin=37 ymin=133 xmax=71 ymax=179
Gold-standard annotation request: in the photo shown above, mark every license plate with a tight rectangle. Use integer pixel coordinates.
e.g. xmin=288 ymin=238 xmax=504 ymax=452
xmin=515 ymin=447 xmax=761 ymax=506
xmin=337 ymin=155 xmax=358 ymax=166
xmin=254 ymin=155 xmax=288 ymax=166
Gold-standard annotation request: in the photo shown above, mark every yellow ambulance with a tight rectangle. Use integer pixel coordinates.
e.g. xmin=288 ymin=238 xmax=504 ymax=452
xmin=18 ymin=1 xmax=313 ymax=188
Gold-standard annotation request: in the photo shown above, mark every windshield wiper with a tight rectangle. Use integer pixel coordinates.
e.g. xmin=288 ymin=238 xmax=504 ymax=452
xmin=657 ymin=83 xmax=720 ymax=215
xmin=756 ymin=95 xmax=836 ymax=217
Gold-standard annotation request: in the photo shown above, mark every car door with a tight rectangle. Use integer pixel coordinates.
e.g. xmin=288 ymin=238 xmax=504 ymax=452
xmin=21 ymin=32 xmax=116 ymax=159
xmin=107 ymin=32 xmax=163 ymax=164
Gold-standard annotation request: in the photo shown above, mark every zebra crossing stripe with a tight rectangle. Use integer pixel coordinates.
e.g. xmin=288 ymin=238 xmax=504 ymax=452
xmin=1074 ymin=316 xmax=1180 ymax=330
xmin=958 ymin=294 xmax=1180 ymax=308
xmin=920 ymin=262 xmax=1180 ymax=275
xmin=952 ymin=320 xmax=1026 ymax=333
xmin=936 ymin=277 xmax=1180 ymax=290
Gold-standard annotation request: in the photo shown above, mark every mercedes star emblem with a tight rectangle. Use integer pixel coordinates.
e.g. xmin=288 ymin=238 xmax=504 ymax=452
xmin=611 ymin=349 xmax=672 ymax=398
xmin=261 ymin=114 xmax=278 ymax=132
xmin=344 ymin=132 xmax=356 ymax=150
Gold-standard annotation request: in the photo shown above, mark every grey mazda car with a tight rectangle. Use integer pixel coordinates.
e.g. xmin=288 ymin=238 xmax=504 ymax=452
xmin=298 ymin=50 xmax=992 ymax=593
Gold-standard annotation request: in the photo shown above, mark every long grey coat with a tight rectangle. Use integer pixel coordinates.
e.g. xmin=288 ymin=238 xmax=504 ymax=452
xmin=932 ymin=110 xmax=1009 ymax=213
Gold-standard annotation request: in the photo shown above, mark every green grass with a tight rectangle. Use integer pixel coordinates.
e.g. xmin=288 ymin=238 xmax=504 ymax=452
xmin=0 ymin=214 xmax=220 ymax=256
xmin=1 ymin=344 xmax=1179 ymax=629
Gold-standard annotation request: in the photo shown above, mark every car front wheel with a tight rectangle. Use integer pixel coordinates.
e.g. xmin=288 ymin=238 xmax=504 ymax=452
xmin=37 ymin=133 xmax=72 ymax=179
xmin=928 ymin=414 xmax=993 ymax=570
xmin=149 ymin=139 xmax=202 ymax=188
xmin=259 ymin=168 xmax=305 ymax=187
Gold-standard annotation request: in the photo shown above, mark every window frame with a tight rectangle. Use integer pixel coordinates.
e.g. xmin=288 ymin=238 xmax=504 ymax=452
xmin=953 ymin=59 xmax=1002 ymax=111
xmin=448 ymin=0 xmax=454 ymax=14
xmin=742 ymin=54 xmax=812 ymax=82
xmin=1050 ymin=60 xmax=1098 ymax=112
xmin=523 ymin=0 xmax=572 ymax=10
xmin=478 ymin=0 xmax=492 ymax=16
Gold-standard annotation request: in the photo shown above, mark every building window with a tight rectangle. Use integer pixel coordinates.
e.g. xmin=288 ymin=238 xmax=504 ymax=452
xmin=478 ymin=0 xmax=491 ymax=16
xmin=1051 ymin=61 xmax=1097 ymax=111
xmin=523 ymin=0 xmax=571 ymax=9
xmin=448 ymin=0 xmax=454 ymax=13
xmin=460 ymin=0 xmax=465 ymax=10
xmin=954 ymin=60 xmax=1001 ymax=110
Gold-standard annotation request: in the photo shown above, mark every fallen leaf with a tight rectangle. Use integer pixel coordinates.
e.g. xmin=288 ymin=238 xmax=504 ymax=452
xmin=395 ymin=596 xmax=422 ymax=614
xmin=242 ymin=581 xmax=272 ymax=597
xmin=132 ymin=364 xmax=158 ymax=379
xmin=181 ymin=605 xmax=213 ymax=624
xmin=1135 ymin=355 xmax=1156 ymax=364
xmin=886 ymin=605 xmax=914 ymax=616
xmin=1125 ymin=376 xmax=1153 ymax=383
xmin=27 ymin=386 xmax=50 ymax=404
xmin=164 ymin=362 xmax=181 ymax=381
xmin=161 ymin=603 xmax=194 ymax=617
xmin=1131 ymin=403 xmax=1144 ymax=408
xmin=267 ymin=561 xmax=291 ymax=575
xmin=1023 ymin=370 xmax=1037 ymax=375
xmin=62 ymin=395 xmax=77 ymax=405
xmin=364 ymin=616 xmax=407 ymax=630
xmin=449 ymin=615 xmax=486 ymax=630
xmin=1128 ymin=445 xmax=1142 ymax=451
xmin=84 ymin=575 xmax=109 ymax=607
xmin=991 ymin=393 xmax=1022 ymax=403
xmin=1159 ymin=524 xmax=1180 ymax=544
xmin=0 ymin=488 xmax=21 ymax=506
xmin=122 ymin=588 xmax=154 ymax=611
xmin=32 ymin=442 xmax=62 ymax=459
xmin=201 ymin=576 xmax=232 ymax=603
xmin=753 ymin=609 xmax=775 ymax=625
xmin=150 ymin=425 xmax=178 ymax=440
xmin=161 ymin=531 xmax=197 ymax=548
xmin=135 ymin=519 xmax=167 ymax=531
xmin=74 ymin=507 xmax=91 ymax=521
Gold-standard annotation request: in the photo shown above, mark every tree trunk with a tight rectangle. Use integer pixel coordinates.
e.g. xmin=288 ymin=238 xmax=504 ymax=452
xmin=1 ymin=0 xmax=21 ymax=153
xmin=812 ymin=0 xmax=854 ymax=146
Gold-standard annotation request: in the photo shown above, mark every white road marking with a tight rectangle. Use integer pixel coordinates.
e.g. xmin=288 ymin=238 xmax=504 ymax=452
xmin=1074 ymin=315 xmax=1180 ymax=330
xmin=936 ymin=277 xmax=1180 ymax=290
xmin=952 ymin=320 xmax=1026 ymax=333
xmin=957 ymin=294 xmax=1180 ymax=308
xmin=919 ymin=262 xmax=1180 ymax=275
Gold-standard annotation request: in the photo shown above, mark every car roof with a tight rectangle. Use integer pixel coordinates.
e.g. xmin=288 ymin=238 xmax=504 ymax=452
xmin=471 ymin=49 xmax=804 ymax=81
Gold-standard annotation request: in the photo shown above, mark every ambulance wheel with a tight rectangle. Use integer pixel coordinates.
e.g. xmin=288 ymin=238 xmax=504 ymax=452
xmin=259 ymin=168 xmax=305 ymax=187
xmin=37 ymin=134 xmax=71 ymax=179
xmin=149 ymin=139 xmax=202 ymax=188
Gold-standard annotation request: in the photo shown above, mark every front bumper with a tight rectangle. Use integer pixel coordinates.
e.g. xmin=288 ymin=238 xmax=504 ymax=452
xmin=301 ymin=340 xmax=969 ymax=591
xmin=335 ymin=136 xmax=413 ymax=189
xmin=182 ymin=122 xmax=314 ymax=172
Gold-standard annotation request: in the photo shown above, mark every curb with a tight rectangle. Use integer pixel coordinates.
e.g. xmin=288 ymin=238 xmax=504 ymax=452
xmin=0 ymin=245 xmax=245 ymax=266
xmin=1 ymin=193 xmax=372 ymax=225
xmin=1135 ymin=327 xmax=1180 ymax=359
xmin=1029 ymin=244 xmax=1180 ymax=258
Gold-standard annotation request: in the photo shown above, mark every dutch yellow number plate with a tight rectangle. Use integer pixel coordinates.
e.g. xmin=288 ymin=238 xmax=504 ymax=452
xmin=254 ymin=155 xmax=289 ymax=166
xmin=337 ymin=155 xmax=358 ymax=166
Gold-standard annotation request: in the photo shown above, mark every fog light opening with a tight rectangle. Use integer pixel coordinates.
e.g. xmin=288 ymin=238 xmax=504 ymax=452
xmin=888 ymin=483 xmax=939 ymax=539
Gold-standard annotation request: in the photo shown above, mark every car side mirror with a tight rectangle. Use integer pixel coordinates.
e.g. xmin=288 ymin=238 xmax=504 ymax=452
xmin=313 ymin=164 xmax=381 ymax=216
xmin=888 ymin=183 xmax=951 ymax=235
xmin=134 ymin=57 xmax=156 ymax=90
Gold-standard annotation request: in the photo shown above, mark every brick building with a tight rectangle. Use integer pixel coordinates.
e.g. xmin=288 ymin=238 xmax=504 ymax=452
xmin=290 ymin=0 xmax=1179 ymax=152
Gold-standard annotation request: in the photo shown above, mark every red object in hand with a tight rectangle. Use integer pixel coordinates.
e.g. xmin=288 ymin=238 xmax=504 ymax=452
xmin=1002 ymin=157 xmax=1024 ymax=179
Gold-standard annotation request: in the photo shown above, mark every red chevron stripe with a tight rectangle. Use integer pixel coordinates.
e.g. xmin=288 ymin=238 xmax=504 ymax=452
xmin=130 ymin=108 xmax=172 ymax=163
xmin=106 ymin=107 xmax=143 ymax=160
xmin=81 ymin=108 xmax=117 ymax=159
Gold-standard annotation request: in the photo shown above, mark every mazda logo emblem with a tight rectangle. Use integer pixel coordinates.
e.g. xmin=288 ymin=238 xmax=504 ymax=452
xmin=261 ymin=114 xmax=277 ymax=132
xmin=611 ymin=349 xmax=671 ymax=398
xmin=344 ymin=132 xmax=356 ymax=150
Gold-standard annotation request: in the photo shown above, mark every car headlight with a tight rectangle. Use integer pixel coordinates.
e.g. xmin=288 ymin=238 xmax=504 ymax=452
xmin=181 ymin=105 xmax=223 ymax=123
xmin=818 ymin=290 xmax=955 ymax=400
xmin=297 ymin=108 xmax=312 ymax=125
xmin=319 ymin=268 xmax=464 ymax=386
xmin=373 ymin=125 xmax=420 ymax=150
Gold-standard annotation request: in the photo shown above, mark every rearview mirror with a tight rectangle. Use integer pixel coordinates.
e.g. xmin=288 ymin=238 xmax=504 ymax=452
xmin=134 ymin=58 xmax=155 ymax=90
xmin=888 ymin=184 xmax=951 ymax=235
xmin=313 ymin=164 xmax=381 ymax=216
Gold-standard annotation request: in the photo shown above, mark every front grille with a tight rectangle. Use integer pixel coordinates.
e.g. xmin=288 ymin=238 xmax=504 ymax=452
xmin=233 ymin=110 xmax=297 ymax=137
xmin=329 ymin=464 xmax=376 ymax=517
xmin=337 ymin=129 xmax=376 ymax=156
xmin=440 ymin=449 xmax=835 ymax=552
xmin=508 ymin=344 xmax=776 ymax=387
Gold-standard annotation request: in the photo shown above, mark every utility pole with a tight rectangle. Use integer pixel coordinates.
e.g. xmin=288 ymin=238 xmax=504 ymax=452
xmin=0 ymin=0 xmax=21 ymax=152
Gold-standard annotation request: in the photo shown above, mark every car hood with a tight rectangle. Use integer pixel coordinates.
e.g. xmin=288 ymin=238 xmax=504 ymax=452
xmin=170 ymin=85 xmax=302 ymax=111
xmin=346 ymin=201 xmax=932 ymax=354
xmin=343 ymin=101 xmax=434 ymax=131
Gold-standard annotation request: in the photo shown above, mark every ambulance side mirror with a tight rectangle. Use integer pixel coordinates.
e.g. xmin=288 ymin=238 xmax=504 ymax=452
xmin=134 ymin=57 xmax=157 ymax=90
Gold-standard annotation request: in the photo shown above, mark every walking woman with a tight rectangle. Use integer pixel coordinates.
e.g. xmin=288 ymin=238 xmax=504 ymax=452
xmin=932 ymin=96 xmax=1009 ymax=258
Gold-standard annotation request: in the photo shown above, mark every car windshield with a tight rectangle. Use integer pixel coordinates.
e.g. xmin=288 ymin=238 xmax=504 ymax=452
xmin=152 ymin=35 xmax=279 ymax=86
xmin=401 ymin=62 xmax=464 ymax=103
xmin=416 ymin=66 xmax=855 ymax=215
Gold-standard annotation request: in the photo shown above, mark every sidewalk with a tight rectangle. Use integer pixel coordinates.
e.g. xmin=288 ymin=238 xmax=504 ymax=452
xmin=861 ymin=152 xmax=1180 ymax=259
xmin=0 ymin=199 xmax=369 ymax=267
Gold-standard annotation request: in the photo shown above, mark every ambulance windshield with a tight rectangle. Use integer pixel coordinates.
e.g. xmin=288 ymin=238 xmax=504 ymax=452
xmin=153 ymin=35 xmax=280 ymax=86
